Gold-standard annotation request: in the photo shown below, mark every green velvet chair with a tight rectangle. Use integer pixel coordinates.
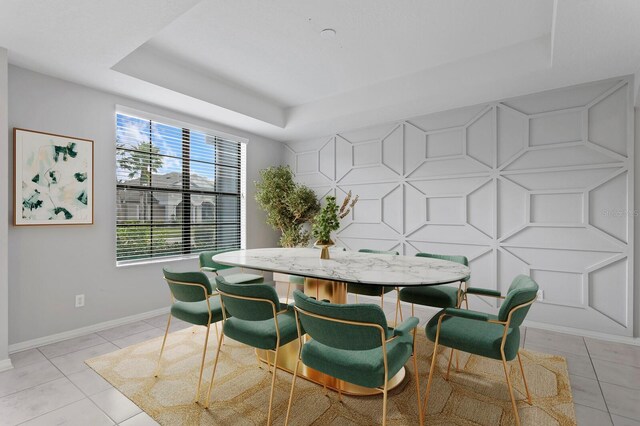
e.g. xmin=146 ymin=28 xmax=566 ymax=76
xmin=423 ymin=275 xmax=538 ymax=426
xmin=348 ymin=249 xmax=402 ymax=324
xmin=399 ymin=253 xmax=469 ymax=319
xmin=157 ymin=268 xmax=225 ymax=404
xmin=205 ymin=277 xmax=300 ymax=425
xmin=286 ymin=291 xmax=423 ymax=426
xmin=199 ymin=249 xmax=264 ymax=286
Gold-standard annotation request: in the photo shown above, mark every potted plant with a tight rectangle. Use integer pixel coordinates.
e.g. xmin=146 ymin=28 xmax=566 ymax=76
xmin=255 ymin=166 xmax=320 ymax=247
xmin=312 ymin=192 xmax=358 ymax=259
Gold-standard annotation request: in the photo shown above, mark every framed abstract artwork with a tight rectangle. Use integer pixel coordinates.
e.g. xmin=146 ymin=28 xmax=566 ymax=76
xmin=14 ymin=128 xmax=94 ymax=225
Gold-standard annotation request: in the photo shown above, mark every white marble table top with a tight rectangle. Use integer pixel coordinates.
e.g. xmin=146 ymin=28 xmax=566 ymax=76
xmin=213 ymin=248 xmax=469 ymax=287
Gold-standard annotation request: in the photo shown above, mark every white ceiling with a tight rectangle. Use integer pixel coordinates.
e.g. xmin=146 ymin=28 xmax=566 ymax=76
xmin=1 ymin=0 xmax=640 ymax=142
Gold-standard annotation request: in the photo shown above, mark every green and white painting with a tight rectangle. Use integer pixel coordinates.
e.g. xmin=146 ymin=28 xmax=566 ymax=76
xmin=14 ymin=128 xmax=93 ymax=225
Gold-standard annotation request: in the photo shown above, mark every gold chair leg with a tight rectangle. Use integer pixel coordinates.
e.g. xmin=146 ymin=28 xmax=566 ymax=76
xmin=517 ymin=352 xmax=532 ymax=404
xmin=214 ymin=322 xmax=220 ymax=344
xmin=285 ymin=282 xmax=292 ymax=305
xmin=382 ymin=381 xmax=389 ymax=426
xmin=195 ymin=324 xmax=211 ymax=403
xmin=205 ymin=328 xmax=225 ymax=409
xmin=381 ymin=292 xmax=384 ymax=309
xmin=255 ymin=349 xmax=263 ymax=369
xmin=355 ymin=294 xmax=358 ymax=303
xmin=445 ymin=348 xmax=455 ymax=380
xmin=154 ymin=314 xmax=172 ymax=377
xmin=455 ymin=351 xmax=459 ymax=372
xmin=267 ymin=345 xmax=280 ymax=426
xmin=265 ymin=350 xmax=272 ymax=374
xmin=394 ymin=296 xmax=399 ymax=326
xmin=284 ymin=356 xmax=301 ymax=426
xmin=501 ymin=354 xmax=521 ymax=426
xmin=423 ymin=333 xmax=440 ymax=414
xmin=412 ymin=331 xmax=424 ymax=426
xmin=337 ymin=384 xmax=343 ymax=402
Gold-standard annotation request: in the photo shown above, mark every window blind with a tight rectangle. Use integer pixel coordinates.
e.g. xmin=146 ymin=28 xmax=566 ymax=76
xmin=115 ymin=112 xmax=243 ymax=264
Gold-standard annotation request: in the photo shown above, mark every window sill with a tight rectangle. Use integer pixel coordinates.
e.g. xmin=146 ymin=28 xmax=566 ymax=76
xmin=116 ymin=254 xmax=199 ymax=268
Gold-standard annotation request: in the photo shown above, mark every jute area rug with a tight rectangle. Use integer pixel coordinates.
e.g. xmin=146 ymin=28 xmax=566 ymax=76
xmin=86 ymin=325 xmax=576 ymax=425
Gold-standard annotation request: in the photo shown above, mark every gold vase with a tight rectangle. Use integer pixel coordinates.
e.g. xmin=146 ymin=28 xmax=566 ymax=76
xmin=314 ymin=239 xmax=334 ymax=259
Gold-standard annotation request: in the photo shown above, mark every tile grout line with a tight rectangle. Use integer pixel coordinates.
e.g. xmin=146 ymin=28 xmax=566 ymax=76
xmin=39 ymin=336 xmax=110 ymax=361
xmin=13 ymin=346 xmax=93 ymax=425
xmin=583 ymin=337 xmax=615 ymax=425
xmin=0 ymin=349 xmax=65 ymax=400
xmin=38 ymin=341 xmax=137 ymax=425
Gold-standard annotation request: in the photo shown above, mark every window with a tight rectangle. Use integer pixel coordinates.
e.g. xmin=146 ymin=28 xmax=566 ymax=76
xmin=115 ymin=110 xmax=245 ymax=264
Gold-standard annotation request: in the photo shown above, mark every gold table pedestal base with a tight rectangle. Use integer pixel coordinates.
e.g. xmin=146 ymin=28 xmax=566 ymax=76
xmin=256 ymin=277 xmax=407 ymax=396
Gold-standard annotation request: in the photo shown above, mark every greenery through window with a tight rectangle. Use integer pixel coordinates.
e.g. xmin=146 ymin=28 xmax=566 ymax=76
xmin=116 ymin=112 xmax=243 ymax=264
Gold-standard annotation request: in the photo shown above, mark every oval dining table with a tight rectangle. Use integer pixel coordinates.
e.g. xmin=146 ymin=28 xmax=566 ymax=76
xmin=212 ymin=247 xmax=470 ymax=396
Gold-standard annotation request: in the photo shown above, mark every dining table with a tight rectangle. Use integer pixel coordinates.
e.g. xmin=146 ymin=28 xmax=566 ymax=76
xmin=212 ymin=247 xmax=470 ymax=396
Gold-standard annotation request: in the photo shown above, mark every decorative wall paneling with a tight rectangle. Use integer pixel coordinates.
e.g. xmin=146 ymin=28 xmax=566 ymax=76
xmin=286 ymin=78 xmax=634 ymax=336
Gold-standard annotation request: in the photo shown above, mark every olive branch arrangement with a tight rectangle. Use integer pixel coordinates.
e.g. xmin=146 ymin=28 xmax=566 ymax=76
xmin=312 ymin=191 xmax=359 ymax=244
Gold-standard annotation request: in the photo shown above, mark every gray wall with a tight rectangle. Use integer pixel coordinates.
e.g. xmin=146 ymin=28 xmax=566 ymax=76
xmin=0 ymin=49 xmax=9 ymax=367
xmin=287 ymin=77 xmax=636 ymax=338
xmin=7 ymin=66 xmax=281 ymax=345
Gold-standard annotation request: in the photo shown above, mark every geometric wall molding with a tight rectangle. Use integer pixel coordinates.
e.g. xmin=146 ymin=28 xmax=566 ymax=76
xmin=287 ymin=78 xmax=634 ymax=336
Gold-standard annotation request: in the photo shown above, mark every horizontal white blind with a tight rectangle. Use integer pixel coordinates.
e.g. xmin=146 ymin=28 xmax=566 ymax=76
xmin=116 ymin=112 xmax=242 ymax=264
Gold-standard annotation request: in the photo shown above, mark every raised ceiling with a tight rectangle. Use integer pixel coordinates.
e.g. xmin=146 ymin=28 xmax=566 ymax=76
xmin=1 ymin=0 xmax=640 ymax=141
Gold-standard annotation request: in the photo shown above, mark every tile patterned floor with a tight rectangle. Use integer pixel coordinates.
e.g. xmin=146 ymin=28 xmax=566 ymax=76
xmin=1 ymin=303 xmax=639 ymax=425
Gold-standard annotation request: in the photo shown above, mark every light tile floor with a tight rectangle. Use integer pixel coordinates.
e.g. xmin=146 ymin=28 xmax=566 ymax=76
xmin=1 ymin=304 xmax=639 ymax=425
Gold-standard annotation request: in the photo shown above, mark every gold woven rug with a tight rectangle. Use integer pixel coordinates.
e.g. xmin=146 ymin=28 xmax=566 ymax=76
xmin=86 ymin=326 xmax=576 ymax=425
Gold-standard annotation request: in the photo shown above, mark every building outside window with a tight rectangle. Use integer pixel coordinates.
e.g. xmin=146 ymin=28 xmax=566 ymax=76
xmin=115 ymin=109 xmax=245 ymax=265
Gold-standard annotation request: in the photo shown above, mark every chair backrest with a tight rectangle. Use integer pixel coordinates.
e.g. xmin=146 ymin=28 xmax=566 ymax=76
xmin=162 ymin=268 xmax=212 ymax=302
xmin=216 ymin=276 xmax=280 ymax=321
xmin=359 ymin=248 xmax=399 ymax=255
xmin=416 ymin=252 xmax=468 ymax=266
xmin=293 ymin=291 xmax=388 ymax=350
xmin=498 ymin=275 xmax=539 ymax=326
xmin=199 ymin=249 xmax=237 ymax=272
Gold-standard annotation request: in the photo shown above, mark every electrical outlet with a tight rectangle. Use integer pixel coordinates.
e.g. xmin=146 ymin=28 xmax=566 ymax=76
xmin=536 ymin=290 xmax=543 ymax=302
xmin=75 ymin=294 xmax=85 ymax=308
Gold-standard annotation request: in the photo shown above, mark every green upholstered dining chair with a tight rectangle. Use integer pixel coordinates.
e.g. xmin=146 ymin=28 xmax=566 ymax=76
xmin=348 ymin=249 xmax=402 ymax=324
xmin=199 ymin=249 xmax=264 ymax=285
xmin=286 ymin=291 xmax=423 ymax=426
xmin=423 ymin=275 xmax=539 ymax=426
xmin=399 ymin=253 xmax=469 ymax=318
xmin=157 ymin=268 xmax=225 ymax=404
xmin=205 ymin=277 xmax=300 ymax=425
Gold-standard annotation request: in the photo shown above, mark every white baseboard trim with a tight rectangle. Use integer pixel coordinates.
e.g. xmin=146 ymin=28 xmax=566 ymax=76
xmin=8 ymin=306 xmax=169 ymax=354
xmin=523 ymin=320 xmax=640 ymax=346
xmin=0 ymin=358 xmax=13 ymax=372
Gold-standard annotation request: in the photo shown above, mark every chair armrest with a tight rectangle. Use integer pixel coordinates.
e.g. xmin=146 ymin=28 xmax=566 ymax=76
xmin=465 ymin=287 xmax=502 ymax=298
xmin=442 ymin=308 xmax=490 ymax=322
xmin=393 ymin=317 xmax=419 ymax=337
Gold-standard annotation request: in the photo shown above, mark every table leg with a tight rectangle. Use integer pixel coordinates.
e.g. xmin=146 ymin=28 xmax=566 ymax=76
xmin=255 ymin=277 xmax=406 ymax=396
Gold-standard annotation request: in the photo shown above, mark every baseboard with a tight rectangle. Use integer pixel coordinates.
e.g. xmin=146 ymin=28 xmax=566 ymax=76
xmin=0 ymin=358 xmax=13 ymax=372
xmin=523 ymin=320 xmax=640 ymax=346
xmin=8 ymin=306 xmax=169 ymax=354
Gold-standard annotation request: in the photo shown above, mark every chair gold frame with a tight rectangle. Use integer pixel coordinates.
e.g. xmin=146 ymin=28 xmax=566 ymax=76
xmin=205 ymin=290 xmax=290 ymax=426
xmin=156 ymin=277 xmax=222 ymax=404
xmin=422 ymin=296 xmax=535 ymax=426
xmin=285 ymin=306 xmax=424 ymax=426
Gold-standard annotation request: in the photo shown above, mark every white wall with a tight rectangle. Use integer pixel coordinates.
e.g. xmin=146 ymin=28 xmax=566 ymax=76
xmin=7 ymin=66 xmax=281 ymax=346
xmin=0 ymin=48 xmax=11 ymax=369
xmin=287 ymin=77 xmax=635 ymax=338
